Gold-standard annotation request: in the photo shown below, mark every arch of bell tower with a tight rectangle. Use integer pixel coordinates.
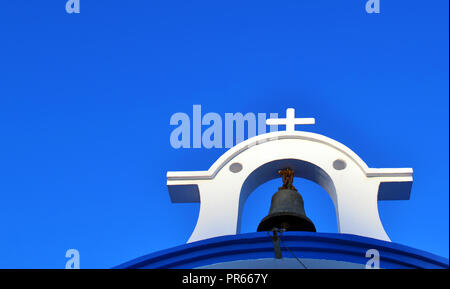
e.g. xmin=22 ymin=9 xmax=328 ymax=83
xmin=167 ymin=109 xmax=413 ymax=243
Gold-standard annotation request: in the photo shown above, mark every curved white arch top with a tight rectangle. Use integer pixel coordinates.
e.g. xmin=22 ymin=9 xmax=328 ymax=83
xmin=167 ymin=131 xmax=413 ymax=181
xmin=167 ymin=116 xmax=413 ymax=243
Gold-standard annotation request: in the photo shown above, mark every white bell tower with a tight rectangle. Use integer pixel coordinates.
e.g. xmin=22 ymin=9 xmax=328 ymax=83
xmin=167 ymin=108 xmax=413 ymax=243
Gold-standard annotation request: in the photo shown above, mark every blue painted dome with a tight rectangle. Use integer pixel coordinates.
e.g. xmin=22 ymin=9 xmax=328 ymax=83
xmin=114 ymin=232 xmax=449 ymax=269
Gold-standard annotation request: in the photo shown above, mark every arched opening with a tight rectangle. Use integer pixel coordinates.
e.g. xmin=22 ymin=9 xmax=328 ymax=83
xmin=240 ymin=178 xmax=338 ymax=234
xmin=237 ymin=159 xmax=338 ymax=234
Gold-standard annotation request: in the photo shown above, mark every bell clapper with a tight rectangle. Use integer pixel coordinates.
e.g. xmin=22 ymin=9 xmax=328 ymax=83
xmin=270 ymin=228 xmax=283 ymax=259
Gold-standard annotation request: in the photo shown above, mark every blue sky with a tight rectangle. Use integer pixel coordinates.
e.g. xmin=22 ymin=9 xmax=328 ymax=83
xmin=0 ymin=1 xmax=448 ymax=268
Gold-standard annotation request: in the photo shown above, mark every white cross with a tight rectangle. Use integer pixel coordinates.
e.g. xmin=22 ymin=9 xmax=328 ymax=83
xmin=266 ymin=108 xmax=315 ymax=132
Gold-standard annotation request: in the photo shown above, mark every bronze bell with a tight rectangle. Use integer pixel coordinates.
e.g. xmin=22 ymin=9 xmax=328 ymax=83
xmin=257 ymin=168 xmax=316 ymax=232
